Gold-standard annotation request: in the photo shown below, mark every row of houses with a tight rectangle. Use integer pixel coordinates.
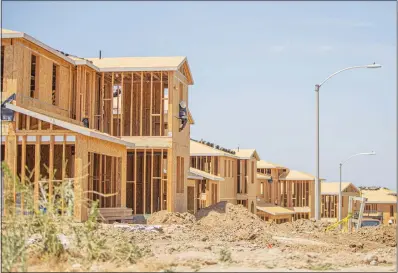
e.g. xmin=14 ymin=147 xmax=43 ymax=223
xmin=1 ymin=28 xmax=396 ymax=225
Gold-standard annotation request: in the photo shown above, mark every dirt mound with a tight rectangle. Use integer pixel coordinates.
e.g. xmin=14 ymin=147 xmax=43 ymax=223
xmin=147 ymin=210 xmax=196 ymax=225
xmin=272 ymin=219 xmax=330 ymax=234
xmin=355 ymin=225 xmax=396 ymax=247
xmin=194 ymin=202 xmax=275 ymax=246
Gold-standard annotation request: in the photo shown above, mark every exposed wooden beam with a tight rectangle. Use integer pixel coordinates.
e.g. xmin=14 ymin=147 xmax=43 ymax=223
xmin=140 ymin=72 xmax=143 ymax=136
xmin=130 ymin=72 xmax=133 ymax=136
xmin=49 ymin=135 xmax=54 ymax=203
xmin=150 ymin=72 xmax=153 ymax=136
xmin=120 ymin=72 xmax=124 ymax=136
xmin=110 ymin=72 xmax=114 ymax=136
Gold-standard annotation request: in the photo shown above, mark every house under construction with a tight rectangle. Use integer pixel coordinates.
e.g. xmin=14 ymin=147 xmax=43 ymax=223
xmin=1 ymin=28 xmax=194 ymax=221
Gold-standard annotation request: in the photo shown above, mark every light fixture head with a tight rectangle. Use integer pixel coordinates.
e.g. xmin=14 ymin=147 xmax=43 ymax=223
xmin=366 ymin=63 xmax=382 ymax=69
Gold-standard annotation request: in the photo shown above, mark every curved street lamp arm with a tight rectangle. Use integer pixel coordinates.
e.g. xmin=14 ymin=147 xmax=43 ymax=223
xmin=340 ymin=152 xmax=375 ymax=166
xmin=319 ymin=65 xmax=370 ymax=87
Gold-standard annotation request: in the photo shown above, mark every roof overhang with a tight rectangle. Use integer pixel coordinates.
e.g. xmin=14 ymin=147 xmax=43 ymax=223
xmin=4 ymin=103 xmax=135 ymax=148
xmin=189 ymin=167 xmax=224 ymax=181
xmin=73 ymin=59 xmax=100 ymax=72
xmin=188 ymin=172 xmax=203 ymax=180
xmin=190 ymin=152 xmax=239 ymax=159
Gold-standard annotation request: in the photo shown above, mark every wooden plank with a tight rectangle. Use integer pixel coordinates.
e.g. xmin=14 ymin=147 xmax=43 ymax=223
xmin=151 ymin=149 xmax=154 ymax=213
xmin=110 ymin=72 xmax=114 ymax=136
xmin=130 ymin=72 xmax=134 ymax=136
xmin=143 ymin=148 xmax=146 ymax=214
xmin=49 ymin=135 xmax=54 ymax=203
xmin=103 ymin=155 xmax=107 ymax=206
xmin=134 ymin=148 xmax=137 ymax=215
xmin=21 ymin=135 xmax=27 ymax=213
xmin=99 ymin=154 xmax=103 ymax=207
xmin=61 ymin=135 xmax=66 ymax=215
xmin=101 ymin=72 xmax=105 ymax=131
xmin=76 ymin=66 xmax=81 ymax=121
xmin=150 ymin=72 xmax=153 ymax=136
xmin=34 ymin=136 xmax=41 ymax=212
xmin=120 ymin=72 xmax=124 ymax=136
xmin=160 ymin=72 xmax=163 ymax=136
xmin=111 ymin=156 xmax=114 ymax=207
xmin=140 ymin=72 xmax=143 ymax=136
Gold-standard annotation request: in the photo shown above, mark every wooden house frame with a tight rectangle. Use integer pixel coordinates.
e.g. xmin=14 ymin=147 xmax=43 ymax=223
xmin=320 ymin=182 xmax=360 ymax=220
xmin=257 ymin=160 xmax=316 ymax=221
xmin=189 ymin=140 xmax=259 ymax=213
xmin=1 ymin=28 xmax=195 ymax=221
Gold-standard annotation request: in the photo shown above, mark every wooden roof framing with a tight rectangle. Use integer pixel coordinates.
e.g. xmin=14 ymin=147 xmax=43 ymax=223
xmin=1 ymin=29 xmax=194 ymax=83
xmin=5 ymin=103 xmax=135 ymax=147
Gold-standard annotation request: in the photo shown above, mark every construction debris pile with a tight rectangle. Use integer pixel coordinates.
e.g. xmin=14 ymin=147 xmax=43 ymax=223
xmin=147 ymin=211 xmax=196 ymax=225
xmin=193 ymin=202 xmax=275 ymax=245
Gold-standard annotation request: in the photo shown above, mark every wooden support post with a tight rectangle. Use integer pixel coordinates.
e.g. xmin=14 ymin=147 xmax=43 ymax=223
xmin=160 ymin=72 xmax=163 ymax=136
xmin=49 ymin=135 xmax=54 ymax=204
xmin=110 ymin=72 xmax=114 ymax=136
xmin=134 ymin=149 xmax=137 ymax=214
xmin=34 ymin=136 xmax=41 ymax=212
xmin=69 ymin=66 xmax=72 ymax=118
xmin=140 ymin=72 xmax=143 ymax=136
xmin=167 ymin=147 xmax=173 ymax=212
xmin=103 ymin=155 xmax=107 ymax=207
xmin=130 ymin=72 xmax=134 ymax=136
xmin=111 ymin=157 xmax=114 ymax=207
xmin=38 ymin=120 xmax=42 ymax=130
xmin=101 ymin=72 xmax=105 ymax=132
xmin=150 ymin=72 xmax=153 ymax=136
xmin=151 ymin=149 xmax=154 ymax=213
xmin=61 ymin=135 xmax=66 ymax=215
xmin=160 ymin=149 xmax=164 ymax=210
xmin=26 ymin=116 xmax=31 ymax=130
xmin=120 ymin=72 xmax=124 ymax=136
xmin=76 ymin=66 xmax=81 ymax=121
xmin=21 ymin=135 xmax=27 ymax=213
xmin=143 ymin=149 xmax=147 ymax=214
xmin=121 ymin=152 xmax=127 ymax=207
xmin=99 ymin=154 xmax=102 ymax=207
xmin=74 ymin=136 xmax=89 ymax=221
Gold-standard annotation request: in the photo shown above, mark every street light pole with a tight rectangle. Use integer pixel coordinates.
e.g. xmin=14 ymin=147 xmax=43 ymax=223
xmin=338 ymin=151 xmax=376 ymax=223
xmin=314 ymin=63 xmax=381 ymax=221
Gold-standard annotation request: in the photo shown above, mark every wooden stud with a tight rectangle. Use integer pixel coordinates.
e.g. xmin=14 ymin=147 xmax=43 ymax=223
xmin=130 ymin=72 xmax=134 ymax=136
xmin=101 ymin=72 xmax=105 ymax=131
xmin=160 ymin=72 xmax=163 ymax=136
xmin=69 ymin=66 xmax=72 ymax=118
xmin=103 ymin=155 xmax=107 ymax=207
xmin=61 ymin=135 xmax=66 ymax=215
xmin=160 ymin=149 xmax=164 ymax=210
xmin=99 ymin=154 xmax=103 ymax=207
xmin=26 ymin=116 xmax=31 ymax=130
xmin=150 ymin=72 xmax=153 ymax=136
xmin=21 ymin=135 xmax=27 ymax=213
xmin=49 ymin=135 xmax=54 ymax=203
xmin=143 ymin=149 xmax=147 ymax=214
xmin=34 ymin=136 xmax=40 ymax=212
xmin=134 ymin=148 xmax=137 ymax=215
xmin=110 ymin=156 xmax=114 ymax=207
xmin=110 ymin=72 xmax=114 ymax=136
xmin=151 ymin=149 xmax=154 ymax=213
xmin=140 ymin=72 xmax=143 ymax=136
xmin=120 ymin=73 xmax=124 ymax=136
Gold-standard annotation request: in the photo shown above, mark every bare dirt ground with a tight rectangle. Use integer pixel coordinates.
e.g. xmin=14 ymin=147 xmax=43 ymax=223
xmin=25 ymin=202 xmax=397 ymax=272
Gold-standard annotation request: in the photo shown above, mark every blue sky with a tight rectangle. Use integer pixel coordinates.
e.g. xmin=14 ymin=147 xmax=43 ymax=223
xmin=3 ymin=2 xmax=396 ymax=190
